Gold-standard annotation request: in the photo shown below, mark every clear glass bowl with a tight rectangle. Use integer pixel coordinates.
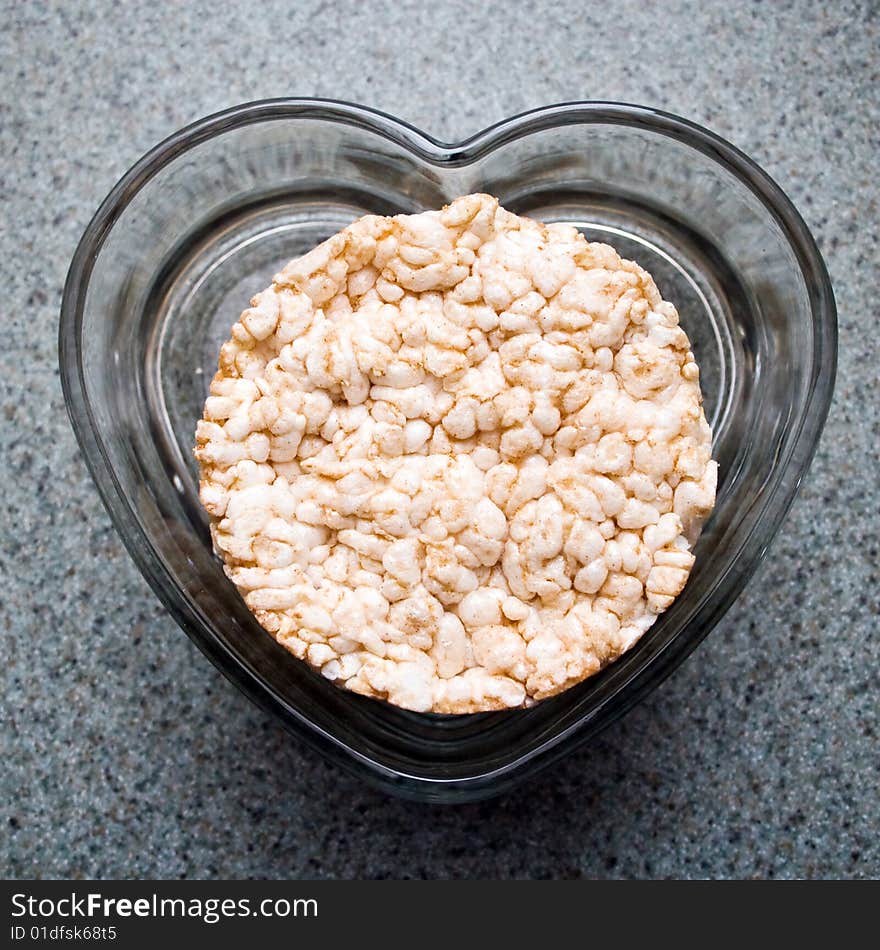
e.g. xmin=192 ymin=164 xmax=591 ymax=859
xmin=59 ymin=99 xmax=836 ymax=802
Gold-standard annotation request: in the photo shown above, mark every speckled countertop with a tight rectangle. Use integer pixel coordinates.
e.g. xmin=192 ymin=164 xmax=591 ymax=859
xmin=2 ymin=0 xmax=878 ymax=879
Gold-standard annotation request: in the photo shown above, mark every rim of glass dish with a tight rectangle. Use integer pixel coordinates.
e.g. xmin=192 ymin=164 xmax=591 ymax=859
xmin=59 ymin=98 xmax=837 ymax=798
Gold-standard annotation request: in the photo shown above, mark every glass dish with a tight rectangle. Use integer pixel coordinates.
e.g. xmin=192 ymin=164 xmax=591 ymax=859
xmin=59 ymin=99 xmax=836 ymax=802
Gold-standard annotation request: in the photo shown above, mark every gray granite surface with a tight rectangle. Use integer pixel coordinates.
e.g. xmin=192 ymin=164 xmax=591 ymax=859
xmin=1 ymin=0 xmax=878 ymax=880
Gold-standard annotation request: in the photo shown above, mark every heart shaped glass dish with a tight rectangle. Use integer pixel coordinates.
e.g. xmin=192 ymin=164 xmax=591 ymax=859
xmin=59 ymin=100 xmax=836 ymax=802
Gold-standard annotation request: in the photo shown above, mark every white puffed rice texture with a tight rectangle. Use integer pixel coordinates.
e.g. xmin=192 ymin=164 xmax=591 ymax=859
xmin=195 ymin=194 xmax=717 ymax=713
